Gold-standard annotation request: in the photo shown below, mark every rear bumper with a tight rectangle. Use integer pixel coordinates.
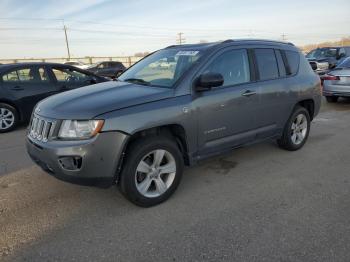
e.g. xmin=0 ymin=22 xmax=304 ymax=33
xmin=323 ymin=83 xmax=350 ymax=97
xmin=26 ymin=131 xmax=129 ymax=188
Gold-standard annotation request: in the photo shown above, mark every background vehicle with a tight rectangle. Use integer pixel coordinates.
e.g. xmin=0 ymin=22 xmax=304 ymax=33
xmin=26 ymin=40 xmax=321 ymax=207
xmin=63 ymin=61 xmax=90 ymax=69
xmin=0 ymin=63 xmax=107 ymax=132
xmin=86 ymin=61 xmax=126 ymax=78
xmin=306 ymin=46 xmax=350 ymax=75
xmin=323 ymin=57 xmax=350 ymax=102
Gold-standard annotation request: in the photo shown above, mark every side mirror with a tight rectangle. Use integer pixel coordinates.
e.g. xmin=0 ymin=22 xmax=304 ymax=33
xmin=195 ymin=72 xmax=224 ymax=91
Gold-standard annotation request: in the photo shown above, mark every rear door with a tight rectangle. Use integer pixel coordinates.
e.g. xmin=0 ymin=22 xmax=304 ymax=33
xmin=50 ymin=65 xmax=94 ymax=91
xmin=1 ymin=65 xmax=58 ymax=120
xmin=253 ymin=48 xmax=295 ymax=138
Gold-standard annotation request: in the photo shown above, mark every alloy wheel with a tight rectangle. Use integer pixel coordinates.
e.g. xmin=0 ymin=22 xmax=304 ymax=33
xmin=291 ymin=113 xmax=308 ymax=145
xmin=135 ymin=149 xmax=176 ymax=198
xmin=0 ymin=108 xmax=15 ymax=130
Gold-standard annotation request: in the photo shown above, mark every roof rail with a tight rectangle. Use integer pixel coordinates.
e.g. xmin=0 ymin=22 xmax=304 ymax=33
xmin=222 ymin=39 xmax=234 ymax=44
xmin=220 ymin=39 xmax=295 ymax=46
xmin=165 ymin=45 xmax=179 ymax=49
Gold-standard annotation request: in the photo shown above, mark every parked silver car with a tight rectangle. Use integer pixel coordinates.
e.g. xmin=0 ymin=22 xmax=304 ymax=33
xmin=323 ymin=57 xmax=350 ymax=103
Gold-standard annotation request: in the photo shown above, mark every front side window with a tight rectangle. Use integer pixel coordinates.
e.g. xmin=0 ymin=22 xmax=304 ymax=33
xmin=119 ymin=49 xmax=203 ymax=88
xmin=203 ymin=49 xmax=250 ymax=87
xmin=255 ymin=49 xmax=279 ymax=80
xmin=52 ymin=68 xmax=90 ymax=83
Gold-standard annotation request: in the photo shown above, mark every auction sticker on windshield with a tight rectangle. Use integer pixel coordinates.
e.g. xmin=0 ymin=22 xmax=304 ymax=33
xmin=176 ymin=51 xmax=199 ymax=56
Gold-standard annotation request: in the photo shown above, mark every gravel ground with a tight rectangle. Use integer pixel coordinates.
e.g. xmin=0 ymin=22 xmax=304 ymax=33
xmin=1 ymin=98 xmax=350 ymax=261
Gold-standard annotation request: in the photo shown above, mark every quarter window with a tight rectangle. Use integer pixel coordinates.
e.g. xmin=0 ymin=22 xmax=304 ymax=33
xmin=255 ymin=49 xmax=279 ymax=81
xmin=204 ymin=49 xmax=250 ymax=87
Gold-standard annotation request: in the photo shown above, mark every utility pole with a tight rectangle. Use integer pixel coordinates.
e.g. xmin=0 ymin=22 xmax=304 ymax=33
xmin=63 ymin=25 xmax=71 ymax=60
xmin=281 ymin=33 xmax=287 ymax=41
xmin=176 ymin=32 xmax=185 ymax=45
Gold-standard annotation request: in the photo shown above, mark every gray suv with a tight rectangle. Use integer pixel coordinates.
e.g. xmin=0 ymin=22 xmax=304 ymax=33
xmin=26 ymin=40 xmax=321 ymax=207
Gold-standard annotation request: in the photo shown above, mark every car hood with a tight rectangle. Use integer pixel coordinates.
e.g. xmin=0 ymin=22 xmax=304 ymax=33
xmin=37 ymin=81 xmax=174 ymax=119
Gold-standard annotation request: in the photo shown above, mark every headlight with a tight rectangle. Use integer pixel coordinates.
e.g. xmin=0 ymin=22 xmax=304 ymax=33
xmin=317 ymin=62 xmax=329 ymax=70
xmin=58 ymin=120 xmax=104 ymax=139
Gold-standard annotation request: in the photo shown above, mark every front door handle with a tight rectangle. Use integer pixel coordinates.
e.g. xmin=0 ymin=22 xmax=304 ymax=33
xmin=242 ymin=90 xmax=257 ymax=97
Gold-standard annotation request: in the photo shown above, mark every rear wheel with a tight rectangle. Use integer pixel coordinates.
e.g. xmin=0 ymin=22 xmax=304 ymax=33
xmin=119 ymin=136 xmax=184 ymax=207
xmin=325 ymin=96 xmax=339 ymax=103
xmin=0 ymin=103 xmax=18 ymax=133
xmin=277 ymin=106 xmax=310 ymax=151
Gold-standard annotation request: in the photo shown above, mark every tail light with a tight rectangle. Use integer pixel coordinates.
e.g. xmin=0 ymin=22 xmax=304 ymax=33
xmin=323 ymin=74 xmax=340 ymax=81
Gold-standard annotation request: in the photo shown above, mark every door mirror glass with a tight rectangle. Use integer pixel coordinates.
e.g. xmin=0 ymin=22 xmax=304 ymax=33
xmin=195 ymin=72 xmax=224 ymax=91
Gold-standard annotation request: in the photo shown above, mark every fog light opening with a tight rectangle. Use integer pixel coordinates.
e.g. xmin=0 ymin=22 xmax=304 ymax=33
xmin=58 ymin=156 xmax=82 ymax=171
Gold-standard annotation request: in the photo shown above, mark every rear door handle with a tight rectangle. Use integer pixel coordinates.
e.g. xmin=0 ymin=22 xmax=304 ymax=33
xmin=242 ymin=90 xmax=257 ymax=97
xmin=11 ymin=86 xmax=24 ymax=91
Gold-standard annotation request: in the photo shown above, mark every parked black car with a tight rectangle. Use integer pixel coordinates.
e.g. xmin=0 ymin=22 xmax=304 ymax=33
xmin=86 ymin=61 xmax=126 ymax=78
xmin=306 ymin=46 xmax=350 ymax=75
xmin=0 ymin=63 xmax=107 ymax=132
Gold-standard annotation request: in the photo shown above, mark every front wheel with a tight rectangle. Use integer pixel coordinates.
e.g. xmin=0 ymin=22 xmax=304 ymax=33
xmin=277 ymin=106 xmax=311 ymax=151
xmin=119 ymin=136 xmax=184 ymax=207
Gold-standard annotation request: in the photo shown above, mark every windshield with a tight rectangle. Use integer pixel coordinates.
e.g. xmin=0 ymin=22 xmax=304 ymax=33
xmin=119 ymin=49 xmax=202 ymax=88
xmin=337 ymin=57 xmax=350 ymax=68
xmin=306 ymin=48 xmax=338 ymax=59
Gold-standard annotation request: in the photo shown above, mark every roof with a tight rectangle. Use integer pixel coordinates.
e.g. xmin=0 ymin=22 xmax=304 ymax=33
xmin=165 ymin=39 xmax=296 ymax=50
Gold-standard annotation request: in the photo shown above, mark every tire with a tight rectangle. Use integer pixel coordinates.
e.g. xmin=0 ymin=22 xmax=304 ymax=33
xmin=277 ymin=106 xmax=311 ymax=151
xmin=119 ymin=135 xmax=184 ymax=207
xmin=325 ymin=96 xmax=338 ymax=103
xmin=0 ymin=103 xmax=18 ymax=133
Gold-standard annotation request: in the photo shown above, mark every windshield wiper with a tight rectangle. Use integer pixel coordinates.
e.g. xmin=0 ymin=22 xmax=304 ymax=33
xmin=123 ymin=78 xmax=151 ymax=86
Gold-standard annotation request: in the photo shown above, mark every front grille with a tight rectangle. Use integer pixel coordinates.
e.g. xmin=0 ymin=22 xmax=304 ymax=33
xmin=29 ymin=115 xmax=56 ymax=142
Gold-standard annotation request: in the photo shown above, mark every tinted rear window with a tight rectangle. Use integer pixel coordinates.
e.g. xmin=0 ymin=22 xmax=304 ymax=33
xmin=275 ymin=50 xmax=286 ymax=77
xmin=255 ymin=49 xmax=279 ymax=80
xmin=284 ymin=50 xmax=300 ymax=75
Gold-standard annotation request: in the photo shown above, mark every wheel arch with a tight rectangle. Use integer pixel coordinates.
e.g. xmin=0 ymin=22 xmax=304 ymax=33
xmin=297 ymin=99 xmax=315 ymax=120
xmin=0 ymin=99 xmax=22 ymax=120
xmin=124 ymin=124 xmax=190 ymax=166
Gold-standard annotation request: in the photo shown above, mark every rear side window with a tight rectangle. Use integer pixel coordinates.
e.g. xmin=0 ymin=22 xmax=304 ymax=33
xmin=204 ymin=49 xmax=250 ymax=87
xmin=254 ymin=49 xmax=279 ymax=81
xmin=275 ymin=50 xmax=286 ymax=77
xmin=2 ymin=67 xmax=49 ymax=82
xmin=284 ymin=50 xmax=300 ymax=75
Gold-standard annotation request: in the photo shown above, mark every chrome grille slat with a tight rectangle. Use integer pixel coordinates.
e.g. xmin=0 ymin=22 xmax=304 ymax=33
xmin=28 ymin=115 xmax=56 ymax=143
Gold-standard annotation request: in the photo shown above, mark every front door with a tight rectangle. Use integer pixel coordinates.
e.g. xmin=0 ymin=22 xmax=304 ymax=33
xmin=193 ymin=48 xmax=260 ymax=155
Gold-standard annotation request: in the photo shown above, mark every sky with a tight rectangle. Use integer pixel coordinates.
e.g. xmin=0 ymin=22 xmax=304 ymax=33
xmin=0 ymin=0 xmax=349 ymax=59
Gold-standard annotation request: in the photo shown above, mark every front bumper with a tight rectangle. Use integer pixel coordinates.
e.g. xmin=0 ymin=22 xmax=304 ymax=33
xmin=26 ymin=131 xmax=129 ymax=188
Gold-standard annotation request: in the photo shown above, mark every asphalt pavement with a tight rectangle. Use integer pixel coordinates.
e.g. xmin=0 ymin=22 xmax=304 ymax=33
xmin=1 ymin=98 xmax=350 ymax=262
